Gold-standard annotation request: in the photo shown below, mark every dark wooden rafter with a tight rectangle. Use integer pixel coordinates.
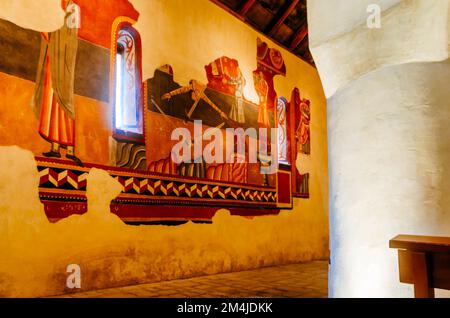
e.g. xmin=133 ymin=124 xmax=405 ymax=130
xmin=239 ymin=0 xmax=257 ymax=16
xmin=289 ymin=24 xmax=308 ymax=50
xmin=268 ymin=0 xmax=300 ymax=37
xmin=295 ymin=34 xmax=309 ymax=60
xmin=210 ymin=0 xmax=313 ymax=66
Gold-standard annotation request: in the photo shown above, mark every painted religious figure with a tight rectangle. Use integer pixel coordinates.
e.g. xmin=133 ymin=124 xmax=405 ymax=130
xmin=255 ymin=38 xmax=286 ymax=112
xmin=291 ymin=88 xmax=311 ymax=197
xmin=296 ymin=95 xmax=311 ymax=155
xmin=161 ymin=79 xmax=228 ymax=121
xmin=253 ymin=71 xmax=270 ymax=128
xmin=227 ymin=67 xmax=246 ymax=124
xmin=31 ymin=0 xmax=83 ymax=166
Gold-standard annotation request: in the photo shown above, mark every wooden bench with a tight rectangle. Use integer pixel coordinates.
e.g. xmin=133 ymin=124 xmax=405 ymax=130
xmin=390 ymin=235 xmax=450 ymax=298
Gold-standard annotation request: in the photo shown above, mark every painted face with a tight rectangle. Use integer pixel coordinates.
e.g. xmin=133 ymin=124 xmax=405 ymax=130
xmin=269 ymin=49 xmax=284 ymax=70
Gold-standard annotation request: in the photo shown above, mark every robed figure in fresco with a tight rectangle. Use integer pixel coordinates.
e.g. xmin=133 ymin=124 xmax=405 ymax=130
xmin=227 ymin=67 xmax=246 ymax=124
xmin=292 ymin=88 xmax=311 ymax=155
xmin=253 ymin=71 xmax=270 ymax=128
xmin=297 ymin=99 xmax=311 ymax=154
xmin=31 ymin=0 xmax=83 ymax=166
xmin=161 ymin=79 xmax=228 ymax=121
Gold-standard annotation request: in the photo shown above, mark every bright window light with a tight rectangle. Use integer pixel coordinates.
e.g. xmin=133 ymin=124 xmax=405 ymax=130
xmin=115 ymin=50 xmax=124 ymax=130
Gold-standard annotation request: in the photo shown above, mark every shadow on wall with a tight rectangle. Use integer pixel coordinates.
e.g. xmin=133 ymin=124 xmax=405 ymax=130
xmin=0 ymin=146 xmax=328 ymax=297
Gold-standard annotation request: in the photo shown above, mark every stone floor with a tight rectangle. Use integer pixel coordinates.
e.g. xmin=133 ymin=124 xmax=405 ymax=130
xmin=56 ymin=261 xmax=328 ymax=298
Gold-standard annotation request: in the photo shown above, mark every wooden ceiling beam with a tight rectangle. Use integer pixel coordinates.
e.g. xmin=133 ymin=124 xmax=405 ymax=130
xmin=289 ymin=24 xmax=308 ymax=50
xmin=239 ymin=0 xmax=257 ymax=16
xmin=209 ymin=0 xmax=314 ymax=66
xmin=268 ymin=0 xmax=300 ymax=37
xmin=295 ymin=33 xmax=309 ymax=55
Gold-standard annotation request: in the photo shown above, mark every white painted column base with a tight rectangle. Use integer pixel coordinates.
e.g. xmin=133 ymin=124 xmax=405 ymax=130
xmin=327 ymin=60 xmax=450 ymax=298
xmin=308 ymin=0 xmax=450 ymax=297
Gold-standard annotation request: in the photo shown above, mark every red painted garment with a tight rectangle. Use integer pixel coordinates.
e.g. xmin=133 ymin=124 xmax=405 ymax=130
xmin=37 ymin=35 xmax=75 ymax=146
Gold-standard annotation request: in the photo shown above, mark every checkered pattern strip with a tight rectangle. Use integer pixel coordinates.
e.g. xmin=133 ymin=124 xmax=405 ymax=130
xmin=38 ymin=165 xmax=277 ymax=204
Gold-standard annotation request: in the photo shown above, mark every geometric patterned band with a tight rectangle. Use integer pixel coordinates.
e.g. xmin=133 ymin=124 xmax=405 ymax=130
xmin=37 ymin=158 xmax=278 ymax=208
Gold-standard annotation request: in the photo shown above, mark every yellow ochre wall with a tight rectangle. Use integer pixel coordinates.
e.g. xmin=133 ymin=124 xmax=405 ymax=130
xmin=0 ymin=0 xmax=329 ymax=297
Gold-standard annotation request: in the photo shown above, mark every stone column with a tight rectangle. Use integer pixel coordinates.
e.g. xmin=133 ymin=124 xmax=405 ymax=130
xmin=308 ymin=0 xmax=450 ymax=297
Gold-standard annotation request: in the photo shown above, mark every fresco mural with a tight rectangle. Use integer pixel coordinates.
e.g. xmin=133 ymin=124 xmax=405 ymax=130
xmin=255 ymin=38 xmax=286 ymax=113
xmin=290 ymin=88 xmax=311 ymax=197
xmin=31 ymin=0 xmax=82 ymax=166
xmin=0 ymin=0 xmax=311 ymax=223
xmin=296 ymin=89 xmax=311 ymax=155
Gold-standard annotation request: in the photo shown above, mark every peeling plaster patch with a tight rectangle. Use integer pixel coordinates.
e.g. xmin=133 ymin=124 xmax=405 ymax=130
xmin=0 ymin=0 xmax=64 ymax=32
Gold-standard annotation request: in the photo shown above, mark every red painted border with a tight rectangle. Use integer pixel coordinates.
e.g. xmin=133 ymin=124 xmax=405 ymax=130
xmin=38 ymin=156 xmax=282 ymax=223
xmin=43 ymin=200 xmax=280 ymax=223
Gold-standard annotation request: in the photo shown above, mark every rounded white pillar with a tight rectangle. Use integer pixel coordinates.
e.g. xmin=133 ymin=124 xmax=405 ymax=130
xmin=328 ymin=60 xmax=450 ymax=297
xmin=309 ymin=0 xmax=450 ymax=297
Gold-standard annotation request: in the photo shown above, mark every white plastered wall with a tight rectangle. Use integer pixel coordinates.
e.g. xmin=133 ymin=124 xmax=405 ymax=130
xmin=309 ymin=0 xmax=450 ymax=297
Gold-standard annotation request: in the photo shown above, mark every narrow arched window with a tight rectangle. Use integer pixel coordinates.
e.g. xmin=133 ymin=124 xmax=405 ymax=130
xmin=277 ymin=97 xmax=289 ymax=165
xmin=112 ymin=23 xmax=144 ymax=143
